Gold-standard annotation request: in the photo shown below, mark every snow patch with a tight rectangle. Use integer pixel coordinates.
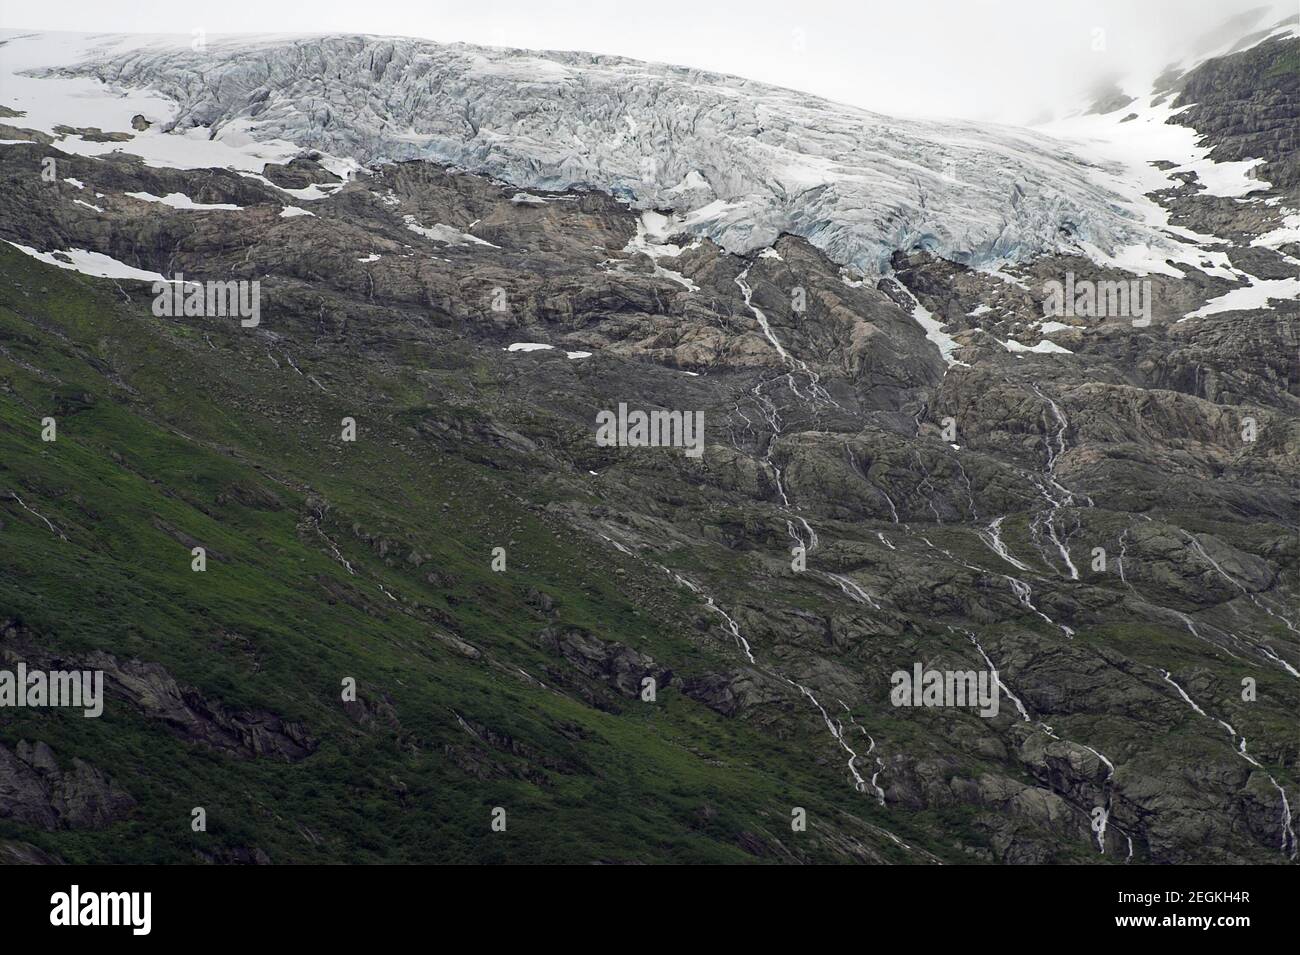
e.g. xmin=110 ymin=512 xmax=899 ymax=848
xmin=403 ymin=215 xmax=498 ymax=247
xmin=895 ymin=281 xmax=967 ymax=368
xmin=504 ymin=342 xmax=590 ymax=359
xmin=1182 ymin=277 xmax=1300 ymax=320
xmin=126 ymin=190 xmax=242 ymax=211
xmin=1003 ymin=338 xmax=1074 ymax=355
xmin=1251 ymin=213 xmax=1300 ymax=252
xmin=7 ymin=240 xmax=183 ymax=284
xmin=612 ymin=212 xmax=700 ymax=290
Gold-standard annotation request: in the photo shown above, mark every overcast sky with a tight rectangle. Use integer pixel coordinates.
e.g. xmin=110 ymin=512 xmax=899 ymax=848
xmin=1 ymin=0 xmax=1292 ymax=123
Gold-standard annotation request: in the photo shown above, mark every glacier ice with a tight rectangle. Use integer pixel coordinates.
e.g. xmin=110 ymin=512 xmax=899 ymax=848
xmin=10 ymin=31 xmax=1209 ymax=275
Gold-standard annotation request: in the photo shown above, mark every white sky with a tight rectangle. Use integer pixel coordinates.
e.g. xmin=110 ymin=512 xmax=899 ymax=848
xmin=1 ymin=0 xmax=1293 ymax=123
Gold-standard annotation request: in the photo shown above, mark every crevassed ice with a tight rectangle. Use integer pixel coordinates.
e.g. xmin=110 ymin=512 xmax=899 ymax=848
xmin=18 ymin=31 xmax=1206 ymax=276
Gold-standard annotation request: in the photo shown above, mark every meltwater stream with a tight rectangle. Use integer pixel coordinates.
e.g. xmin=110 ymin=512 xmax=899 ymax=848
xmin=1158 ymin=667 xmax=1296 ymax=859
xmin=735 ymin=266 xmax=839 ymax=409
xmin=950 ymin=625 xmax=1129 ymax=858
xmin=626 ymin=547 xmax=899 ymax=828
xmin=1029 ymin=385 xmax=1082 ymax=580
xmin=1182 ymin=531 xmax=1300 ymax=679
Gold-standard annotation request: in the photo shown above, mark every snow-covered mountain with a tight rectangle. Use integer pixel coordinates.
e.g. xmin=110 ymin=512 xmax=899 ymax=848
xmin=0 ymin=29 xmax=1222 ymax=276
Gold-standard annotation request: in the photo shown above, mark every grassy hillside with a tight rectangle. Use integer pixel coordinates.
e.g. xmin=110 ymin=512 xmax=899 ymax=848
xmin=0 ymin=243 xmax=954 ymax=863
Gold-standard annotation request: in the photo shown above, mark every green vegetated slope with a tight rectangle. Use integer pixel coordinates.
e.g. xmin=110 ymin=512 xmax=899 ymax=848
xmin=0 ymin=244 xmax=952 ymax=863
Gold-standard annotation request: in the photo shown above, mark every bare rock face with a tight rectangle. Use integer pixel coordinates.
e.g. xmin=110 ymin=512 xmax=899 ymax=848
xmin=538 ymin=626 xmax=671 ymax=700
xmin=0 ymin=840 xmax=64 ymax=864
xmin=0 ymin=741 xmax=135 ymax=830
xmin=84 ymin=652 xmax=318 ymax=761
xmin=680 ymin=670 xmax=793 ymax=719
xmin=262 ymin=155 xmax=341 ymax=190
xmin=194 ymin=845 xmax=273 ymax=865
xmin=0 ymin=620 xmax=316 ymax=763
xmin=0 ymin=744 xmax=54 ymax=828
xmin=1171 ymin=32 xmax=1300 ymax=190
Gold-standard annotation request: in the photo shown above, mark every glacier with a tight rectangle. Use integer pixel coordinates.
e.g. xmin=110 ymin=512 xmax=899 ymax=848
xmin=4 ymin=30 xmax=1220 ymax=275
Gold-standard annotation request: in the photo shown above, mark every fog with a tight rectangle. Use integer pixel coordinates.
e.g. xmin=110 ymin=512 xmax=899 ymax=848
xmin=2 ymin=0 xmax=1293 ymax=124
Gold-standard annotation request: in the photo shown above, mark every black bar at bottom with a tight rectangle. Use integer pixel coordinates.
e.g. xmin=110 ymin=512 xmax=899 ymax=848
xmin=0 ymin=862 xmax=1290 ymax=941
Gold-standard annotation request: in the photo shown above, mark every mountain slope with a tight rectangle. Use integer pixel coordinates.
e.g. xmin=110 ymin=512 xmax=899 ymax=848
xmin=0 ymin=21 xmax=1297 ymax=864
